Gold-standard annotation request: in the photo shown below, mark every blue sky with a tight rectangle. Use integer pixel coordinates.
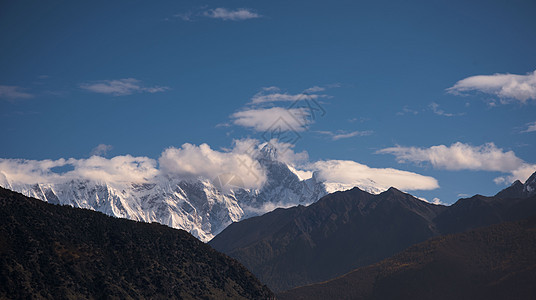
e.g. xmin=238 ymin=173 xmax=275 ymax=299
xmin=1 ymin=0 xmax=536 ymax=204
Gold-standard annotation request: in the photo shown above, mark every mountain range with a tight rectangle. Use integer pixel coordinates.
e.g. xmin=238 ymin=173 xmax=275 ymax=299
xmin=0 ymin=187 xmax=274 ymax=299
xmin=209 ymin=171 xmax=536 ymax=292
xmin=1 ymin=163 xmax=535 ymax=298
xmin=0 ymin=145 xmax=335 ymax=242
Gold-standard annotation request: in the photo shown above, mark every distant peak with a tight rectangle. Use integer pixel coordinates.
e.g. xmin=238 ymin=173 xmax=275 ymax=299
xmin=259 ymin=143 xmax=278 ymax=160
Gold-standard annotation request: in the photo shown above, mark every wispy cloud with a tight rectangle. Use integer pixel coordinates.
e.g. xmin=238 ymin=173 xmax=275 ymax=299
xmin=203 ymin=8 xmax=260 ymax=21
xmin=250 ymin=87 xmax=327 ymax=104
xmin=378 ymin=142 xmax=536 ymax=184
xmin=0 ymin=85 xmax=34 ymax=100
xmin=231 ymin=107 xmax=310 ymax=132
xmin=90 ymin=144 xmax=113 ymax=156
xmin=80 ymin=78 xmax=169 ymax=96
xmin=303 ymin=86 xmax=325 ymax=93
xmin=521 ymin=121 xmax=536 ymax=133
xmin=429 ymin=102 xmax=464 ymax=117
xmin=317 ymin=130 xmax=372 ymax=140
xmin=396 ymin=106 xmax=419 ymax=116
xmin=230 ymin=86 xmax=331 ymax=133
xmin=447 ymin=70 xmax=536 ymax=103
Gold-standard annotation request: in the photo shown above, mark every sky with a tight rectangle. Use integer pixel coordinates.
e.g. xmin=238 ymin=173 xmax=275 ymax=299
xmin=1 ymin=0 xmax=536 ymax=204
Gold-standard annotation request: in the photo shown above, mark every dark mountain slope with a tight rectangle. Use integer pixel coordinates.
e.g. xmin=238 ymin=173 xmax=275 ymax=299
xmin=279 ymin=215 xmax=536 ymax=300
xmin=210 ymin=187 xmax=446 ymax=291
xmin=435 ymin=193 xmax=536 ymax=234
xmin=210 ymin=172 xmax=536 ymax=292
xmin=0 ymin=187 xmax=274 ymax=299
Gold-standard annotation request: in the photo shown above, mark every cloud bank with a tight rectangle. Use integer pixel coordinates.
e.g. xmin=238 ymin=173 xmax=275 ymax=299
xmin=159 ymin=141 xmax=266 ymax=189
xmin=448 ymin=70 xmax=536 ymax=103
xmin=0 ymin=155 xmax=158 ymax=185
xmin=311 ymin=160 xmax=439 ymax=192
xmin=378 ymin=142 xmax=536 ymax=184
xmin=0 ymin=140 xmax=440 ymax=194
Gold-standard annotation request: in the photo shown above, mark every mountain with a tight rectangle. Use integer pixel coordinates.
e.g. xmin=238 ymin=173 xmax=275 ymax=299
xmin=0 ymin=187 xmax=274 ymax=299
xmin=210 ymin=187 xmax=447 ymax=291
xmin=279 ymin=215 xmax=536 ymax=300
xmin=209 ymin=172 xmax=536 ymax=292
xmin=495 ymin=171 xmax=536 ymax=199
xmin=0 ymin=145 xmax=331 ymax=242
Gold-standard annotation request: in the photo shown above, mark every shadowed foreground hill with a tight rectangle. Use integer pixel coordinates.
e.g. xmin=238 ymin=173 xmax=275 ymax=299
xmin=279 ymin=215 xmax=536 ymax=300
xmin=0 ymin=187 xmax=274 ymax=299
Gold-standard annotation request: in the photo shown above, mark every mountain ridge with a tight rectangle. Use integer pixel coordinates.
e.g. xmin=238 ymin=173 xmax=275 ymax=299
xmin=210 ymin=186 xmax=448 ymax=291
xmin=0 ymin=186 xmax=274 ymax=299
xmin=210 ymin=172 xmax=536 ymax=292
xmin=0 ymin=146 xmax=329 ymax=242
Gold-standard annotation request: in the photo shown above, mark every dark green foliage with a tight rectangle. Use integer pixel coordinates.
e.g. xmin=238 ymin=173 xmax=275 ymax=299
xmin=278 ymin=215 xmax=536 ymax=300
xmin=0 ymin=187 xmax=274 ymax=299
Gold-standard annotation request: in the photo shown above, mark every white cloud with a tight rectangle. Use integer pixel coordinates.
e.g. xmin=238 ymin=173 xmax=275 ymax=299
xmin=159 ymin=141 xmax=266 ymax=189
xmin=0 ymin=139 xmax=441 ymax=195
xmin=0 ymin=85 xmax=33 ymax=100
xmin=231 ymin=86 xmax=329 ymax=133
xmin=91 ymin=144 xmax=113 ymax=156
xmin=70 ymin=156 xmax=159 ymax=183
xmin=317 ymin=130 xmax=372 ymax=141
xmin=522 ymin=121 xmax=536 ymax=133
xmin=203 ymin=8 xmax=260 ymax=21
xmin=311 ymin=160 xmax=439 ymax=192
xmin=303 ymin=86 xmax=325 ymax=93
xmin=231 ymin=107 xmax=311 ymax=132
xmin=378 ymin=142 xmax=536 ymax=184
xmin=494 ymin=164 xmax=536 ymax=185
xmin=418 ymin=197 xmax=445 ymax=205
xmin=447 ymin=70 xmax=536 ymax=103
xmin=0 ymin=155 xmax=158 ymax=185
xmin=80 ymin=78 xmax=169 ymax=96
xmin=0 ymin=158 xmax=68 ymax=184
xmin=429 ymin=102 xmax=463 ymax=117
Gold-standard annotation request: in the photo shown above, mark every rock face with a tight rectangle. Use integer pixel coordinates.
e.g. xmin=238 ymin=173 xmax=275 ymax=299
xmin=0 ymin=187 xmax=274 ymax=299
xmin=210 ymin=172 xmax=536 ymax=292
